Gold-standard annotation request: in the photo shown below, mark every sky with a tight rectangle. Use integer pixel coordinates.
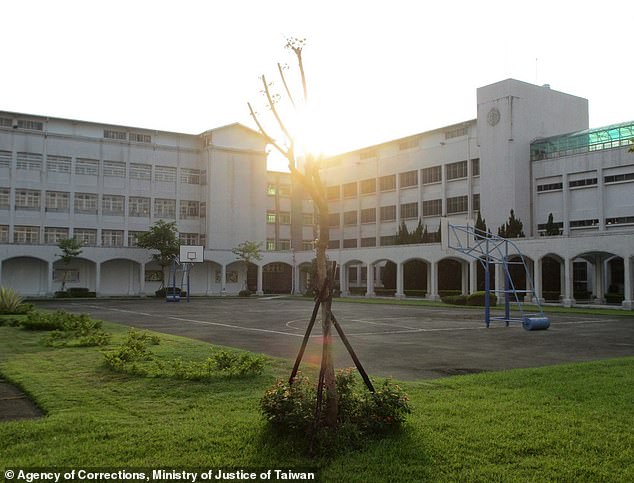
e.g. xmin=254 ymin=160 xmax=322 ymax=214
xmin=2 ymin=0 xmax=633 ymax=170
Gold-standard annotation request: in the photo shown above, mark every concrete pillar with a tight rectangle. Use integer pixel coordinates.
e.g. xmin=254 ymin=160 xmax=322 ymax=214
xmin=95 ymin=262 xmax=101 ymax=296
xmin=428 ymin=261 xmax=439 ymax=300
xmin=339 ymin=264 xmax=349 ymax=296
xmin=139 ymin=263 xmax=146 ymax=296
xmin=256 ymin=264 xmax=263 ymax=295
xmin=206 ymin=263 xmax=213 ymax=295
xmin=562 ymin=257 xmax=574 ymax=307
xmin=534 ymin=258 xmax=543 ymax=303
xmin=594 ymin=258 xmax=605 ymax=303
xmin=47 ymin=261 xmax=54 ymax=295
xmin=396 ymin=261 xmax=404 ymax=298
xmin=366 ymin=263 xmax=375 ymax=297
xmin=494 ymin=262 xmax=504 ymax=305
xmin=221 ymin=264 xmax=227 ymax=295
xmin=294 ymin=264 xmax=301 ymax=295
xmin=461 ymin=261 xmax=469 ymax=295
xmin=623 ymin=256 xmax=632 ymax=310
xmin=469 ymin=260 xmax=478 ymax=294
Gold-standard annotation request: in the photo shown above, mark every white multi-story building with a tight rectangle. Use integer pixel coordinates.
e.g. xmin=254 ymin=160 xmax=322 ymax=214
xmin=1 ymin=78 xmax=633 ymax=308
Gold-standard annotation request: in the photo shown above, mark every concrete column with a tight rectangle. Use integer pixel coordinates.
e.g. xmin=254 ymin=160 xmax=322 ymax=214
xmin=623 ymin=256 xmax=632 ymax=310
xmin=594 ymin=258 xmax=605 ymax=303
xmin=221 ymin=264 xmax=227 ymax=295
xmin=562 ymin=173 xmax=570 ymax=236
xmin=428 ymin=261 xmax=439 ymax=300
xmin=95 ymin=262 xmax=101 ymax=296
xmin=0 ymin=259 xmax=3 ymax=287
xmin=356 ymin=265 xmax=362 ymax=291
xmin=256 ymin=264 xmax=263 ymax=295
xmin=494 ymin=262 xmax=504 ymax=305
xmin=139 ymin=263 xmax=146 ymax=296
xmin=339 ymin=264 xmax=349 ymax=296
xmin=461 ymin=261 xmax=469 ymax=295
xmin=534 ymin=258 xmax=543 ymax=303
xmin=206 ymin=263 xmax=213 ymax=295
xmin=562 ymin=257 xmax=574 ymax=307
xmin=366 ymin=263 xmax=375 ymax=297
xmin=469 ymin=260 xmax=478 ymax=294
xmin=396 ymin=262 xmax=404 ymax=298
xmin=294 ymin=264 xmax=301 ymax=295
xmin=47 ymin=261 xmax=54 ymax=295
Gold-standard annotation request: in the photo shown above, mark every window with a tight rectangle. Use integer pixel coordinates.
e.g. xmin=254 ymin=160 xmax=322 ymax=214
xmin=104 ymin=129 xmax=127 ymax=141
xmin=0 ymin=118 xmax=11 ymax=128
xmin=379 ymin=205 xmax=396 ymax=222
xmin=0 ymin=150 xmax=12 ymax=168
xmin=302 ymin=241 xmax=314 ymax=251
xmin=328 ymin=240 xmax=340 ymax=249
xmin=45 ymin=191 xmax=69 ymax=212
xmin=277 ymin=239 xmax=291 ymax=250
xmin=379 ymin=174 xmax=396 ymax=191
xmin=47 ymin=155 xmax=71 ymax=173
xmin=446 ymin=160 xmax=468 ymax=180
xmin=130 ymin=163 xmax=151 ymax=180
xmin=16 ymin=152 xmax=42 ymax=171
xmin=343 ymin=211 xmax=357 ymax=225
xmin=102 ymin=229 xmax=124 ymax=247
xmin=154 ymin=198 xmax=176 ymax=218
xmin=473 ymin=193 xmax=480 ymax=212
xmin=17 ymin=119 xmax=43 ymax=131
xmin=76 ymin=158 xmax=99 ymax=176
xmin=606 ymin=216 xmax=634 ymax=225
xmin=179 ymin=200 xmax=199 ymax=219
xmin=447 ymin=195 xmax=468 ymax=214
xmin=102 ymin=194 xmax=125 ymax=215
xmin=44 ymin=227 xmax=68 ymax=244
xmin=180 ymin=168 xmax=200 ymax=184
xmin=266 ymin=183 xmax=277 ymax=196
xmin=360 ymin=149 xmax=377 ymax=160
xmin=445 ymin=126 xmax=468 ymax=139
xmin=266 ymin=212 xmax=276 ymax=224
xmin=74 ymin=228 xmax=97 ymax=246
xmin=360 ymin=178 xmax=376 ymax=194
xmin=74 ymin=193 xmax=98 ymax=214
xmin=399 ymin=138 xmax=419 ymax=150
xmin=360 ymin=208 xmax=376 ymax=224
xmin=14 ymin=226 xmax=39 ymax=244
xmin=328 ymin=213 xmax=340 ymax=227
xmin=400 ymin=202 xmax=418 ymax=219
xmin=327 ymin=185 xmax=340 ymax=201
xmin=130 ymin=133 xmax=151 ymax=143
xmin=360 ymin=237 xmax=376 ymax=247
xmin=422 ymin=166 xmax=441 ymax=184
xmin=155 ymin=166 xmax=176 ymax=182
xmin=0 ymin=188 xmax=8 ymax=209
xmin=103 ymin=160 xmax=126 ymax=177
xmin=570 ymin=219 xmax=599 ymax=228
xmin=278 ymin=212 xmax=291 ymax=224
xmin=422 ymin=199 xmax=442 ymax=217
xmin=199 ymin=235 xmax=206 ymax=247
xmin=0 ymin=225 xmax=8 ymax=243
xmin=471 ymin=158 xmax=480 ymax=176
xmin=302 ymin=213 xmax=314 ymax=225
xmin=343 ymin=239 xmax=357 ymax=248
xmin=200 ymin=202 xmax=206 ymax=218
xmin=129 ymin=197 xmax=150 ymax=217
xmin=604 ymin=172 xmax=634 ymax=183
xmin=569 ymin=178 xmax=597 ymax=188
xmin=128 ymin=231 xmax=145 ymax=247
xmin=343 ymin=182 xmax=357 ymax=198
xmin=180 ymin=233 xmax=199 ymax=245
xmin=537 ymin=182 xmax=563 ymax=192
xmin=15 ymin=189 xmax=41 ymax=210
xmin=278 ymin=184 xmax=291 ymax=197
xmin=380 ymin=235 xmax=396 ymax=246
xmin=399 ymin=170 xmax=418 ymax=188
xmin=266 ymin=239 xmax=276 ymax=251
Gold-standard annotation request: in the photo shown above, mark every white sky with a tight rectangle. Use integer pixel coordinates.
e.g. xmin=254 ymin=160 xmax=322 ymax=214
xmin=2 ymin=0 xmax=633 ymax=169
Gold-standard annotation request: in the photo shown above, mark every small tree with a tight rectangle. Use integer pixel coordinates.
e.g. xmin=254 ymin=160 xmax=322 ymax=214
xmin=474 ymin=211 xmax=488 ymax=240
xmin=497 ymin=209 xmax=525 ymax=238
xmin=231 ymin=241 xmax=263 ymax=291
xmin=57 ymin=238 xmax=83 ymax=292
xmin=544 ymin=213 xmax=562 ymax=236
xmin=136 ymin=220 xmax=180 ymax=288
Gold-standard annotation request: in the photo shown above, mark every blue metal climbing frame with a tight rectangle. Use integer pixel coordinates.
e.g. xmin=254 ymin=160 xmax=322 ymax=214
xmin=444 ymin=222 xmax=548 ymax=328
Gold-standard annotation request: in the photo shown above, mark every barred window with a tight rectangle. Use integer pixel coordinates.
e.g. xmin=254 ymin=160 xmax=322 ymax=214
xmin=422 ymin=199 xmax=442 ymax=217
xmin=473 ymin=194 xmax=480 ymax=212
xmin=327 ymin=240 xmax=340 ymax=249
xmin=44 ymin=227 xmax=69 ymax=244
xmin=380 ymin=235 xmax=396 ymax=246
xmin=360 ymin=178 xmax=376 ymax=194
xmin=180 ymin=168 xmax=200 ymax=184
xmin=200 ymin=202 xmax=206 ymax=218
xmin=266 ymin=239 xmax=276 ymax=251
xmin=604 ymin=172 xmax=634 ymax=183
xmin=14 ymin=225 xmax=40 ymax=244
xmin=76 ymin=158 xmax=99 ymax=176
xmin=74 ymin=193 xmax=98 ymax=213
xmin=103 ymin=160 xmax=126 ymax=177
xmin=302 ymin=213 xmax=314 ymax=225
xmin=180 ymin=200 xmax=199 ymax=219
xmin=155 ymin=166 xmax=176 ymax=182
xmin=328 ymin=213 xmax=340 ymax=227
xmin=360 ymin=237 xmax=376 ymax=247
xmin=537 ymin=182 xmax=563 ymax=192
xmin=74 ymin=228 xmax=97 ymax=246
xmin=327 ymin=185 xmax=340 ymax=201
xmin=129 ymin=197 xmax=150 ymax=217
xmin=127 ymin=231 xmax=145 ymax=247
xmin=45 ymin=191 xmax=70 ymax=212
xmin=278 ymin=239 xmax=291 ymax=250
xmin=0 ymin=150 xmax=12 ymax=168
xmin=399 ymin=170 xmax=418 ymax=188
xmin=302 ymin=241 xmax=314 ymax=251
xmin=360 ymin=149 xmax=377 ymax=160
xmin=0 ymin=188 xmax=9 ymax=209
xmin=343 ymin=211 xmax=357 ymax=225
xmin=0 ymin=225 xmax=8 ymax=242
xmin=15 ymin=189 xmax=41 ymax=210
xmin=154 ymin=198 xmax=176 ymax=218
xmin=278 ymin=212 xmax=291 ymax=224
xmin=102 ymin=229 xmax=124 ymax=247
xmin=379 ymin=174 xmax=396 ymax=191
xmin=446 ymin=195 xmax=468 ymax=214
xmin=16 ymin=152 xmax=42 ymax=171
xmin=471 ymin=158 xmax=480 ymax=176
xmin=400 ymin=202 xmax=418 ymax=219
xmin=47 ymin=155 xmax=71 ymax=173
xmin=130 ymin=133 xmax=151 ymax=143
xmin=446 ymin=160 xmax=468 ymax=180
xmin=569 ymin=178 xmax=597 ymax=188
xmin=0 ymin=118 xmax=11 ymax=128
xmin=104 ymin=129 xmax=127 ymax=141
xmin=278 ymin=184 xmax=291 ymax=197
xmin=267 ymin=212 xmax=276 ymax=224
xmin=379 ymin=205 xmax=396 ymax=222
xmin=130 ymin=163 xmax=151 ymax=180
xmin=17 ymin=119 xmax=43 ymax=131
xmin=343 ymin=239 xmax=357 ymax=248
xmin=180 ymin=233 xmax=199 ymax=245
xmin=266 ymin=183 xmax=277 ymax=196
xmin=102 ymin=194 xmax=125 ymax=215
xmin=343 ymin=182 xmax=357 ymax=198
xmin=422 ymin=166 xmax=441 ymax=184
xmin=360 ymin=208 xmax=376 ymax=224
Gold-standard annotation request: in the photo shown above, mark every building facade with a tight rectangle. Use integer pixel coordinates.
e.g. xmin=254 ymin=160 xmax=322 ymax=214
xmin=1 ymin=79 xmax=633 ymax=308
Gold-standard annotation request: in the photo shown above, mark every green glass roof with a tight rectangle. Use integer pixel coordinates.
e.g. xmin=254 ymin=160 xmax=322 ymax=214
xmin=530 ymin=121 xmax=634 ymax=161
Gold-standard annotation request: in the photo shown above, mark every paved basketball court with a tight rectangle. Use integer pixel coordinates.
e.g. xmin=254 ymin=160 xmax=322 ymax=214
xmin=34 ymin=297 xmax=634 ymax=380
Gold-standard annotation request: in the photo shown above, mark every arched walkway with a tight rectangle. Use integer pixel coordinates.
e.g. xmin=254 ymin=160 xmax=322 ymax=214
xmin=402 ymin=258 xmax=429 ymax=297
xmin=262 ymin=262 xmax=292 ymax=294
xmin=100 ymin=259 xmax=141 ymax=295
xmin=438 ymin=257 xmax=468 ymax=296
xmin=2 ymin=257 xmax=49 ymax=296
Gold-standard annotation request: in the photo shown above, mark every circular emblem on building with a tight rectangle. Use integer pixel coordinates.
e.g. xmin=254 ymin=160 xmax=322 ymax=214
xmin=487 ymin=107 xmax=501 ymax=126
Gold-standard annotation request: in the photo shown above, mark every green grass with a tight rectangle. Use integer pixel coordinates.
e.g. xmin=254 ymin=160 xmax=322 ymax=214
xmin=1 ymin=320 xmax=632 ymax=481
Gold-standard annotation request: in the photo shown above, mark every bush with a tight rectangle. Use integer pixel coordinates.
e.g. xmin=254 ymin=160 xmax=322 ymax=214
xmin=466 ymin=291 xmax=498 ymax=306
xmin=238 ymin=289 xmax=252 ymax=297
xmin=261 ymin=368 xmax=411 ymax=454
xmin=21 ymin=311 xmax=66 ymax=330
xmin=374 ymin=288 xmax=396 ymax=296
xmin=404 ymin=290 xmax=426 ymax=297
xmin=441 ymin=295 xmax=467 ymax=305
xmin=348 ymin=287 xmax=366 ymax=296
xmin=543 ymin=291 xmax=561 ymax=302
xmin=44 ymin=312 xmax=110 ymax=347
xmin=438 ymin=289 xmax=461 ymax=298
xmin=605 ymin=292 xmax=624 ymax=304
xmin=0 ymin=287 xmax=27 ymax=314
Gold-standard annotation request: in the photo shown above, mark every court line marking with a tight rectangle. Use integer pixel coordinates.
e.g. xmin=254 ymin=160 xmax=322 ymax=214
xmin=169 ymin=317 xmax=305 ymax=337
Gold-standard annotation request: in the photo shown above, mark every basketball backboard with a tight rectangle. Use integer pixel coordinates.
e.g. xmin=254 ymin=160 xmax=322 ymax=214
xmin=179 ymin=245 xmax=204 ymax=263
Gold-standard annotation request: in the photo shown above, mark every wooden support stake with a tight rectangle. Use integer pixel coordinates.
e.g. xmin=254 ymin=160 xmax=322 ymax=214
xmin=330 ymin=312 xmax=375 ymax=393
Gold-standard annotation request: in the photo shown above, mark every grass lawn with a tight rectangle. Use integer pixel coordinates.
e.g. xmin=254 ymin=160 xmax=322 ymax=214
xmin=1 ymin=318 xmax=632 ymax=482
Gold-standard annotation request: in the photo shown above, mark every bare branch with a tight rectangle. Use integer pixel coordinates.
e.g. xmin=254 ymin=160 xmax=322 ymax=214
xmin=261 ymin=75 xmax=295 ymax=153
xmin=248 ymin=102 xmax=288 ymax=159
xmin=286 ymin=37 xmax=308 ymax=102
xmin=278 ymin=63 xmax=297 ymax=109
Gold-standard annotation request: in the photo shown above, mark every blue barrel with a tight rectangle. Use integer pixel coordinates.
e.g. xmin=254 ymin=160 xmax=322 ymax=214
xmin=522 ymin=316 xmax=550 ymax=331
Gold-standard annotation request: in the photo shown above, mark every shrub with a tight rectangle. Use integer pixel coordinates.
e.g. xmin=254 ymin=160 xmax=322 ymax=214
xmin=155 ymin=287 xmax=187 ymax=298
xmin=103 ymin=328 xmax=159 ymax=369
xmin=439 ymin=289 xmax=461 ymax=298
xmin=404 ymin=290 xmax=426 ymax=297
xmin=543 ymin=291 xmax=561 ymax=302
xmin=466 ymin=291 xmax=498 ymax=306
xmin=238 ymin=289 xmax=252 ymax=297
xmin=0 ymin=287 xmax=25 ymax=314
xmin=21 ymin=311 xmax=66 ymax=330
xmin=441 ymin=295 xmax=467 ymax=305
xmin=44 ymin=312 xmax=110 ymax=347
xmin=605 ymin=292 xmax=624 ymax=304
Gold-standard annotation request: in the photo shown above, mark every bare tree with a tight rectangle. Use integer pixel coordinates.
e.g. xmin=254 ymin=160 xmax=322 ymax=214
xmin=248 ymin=38 xmax=339 ymax=426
